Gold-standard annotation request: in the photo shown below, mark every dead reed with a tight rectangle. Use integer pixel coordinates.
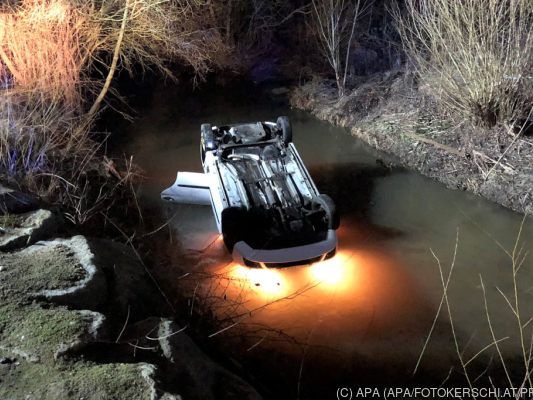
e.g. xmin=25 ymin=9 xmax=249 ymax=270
xmin=395 ymin=0 xmax=533 ymax=127
xmin=0 ymin=0 xmax=228 ymax=224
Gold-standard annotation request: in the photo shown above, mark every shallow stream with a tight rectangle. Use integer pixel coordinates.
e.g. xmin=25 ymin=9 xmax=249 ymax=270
xmin=114 ymin=82 xmax=533 ymax=399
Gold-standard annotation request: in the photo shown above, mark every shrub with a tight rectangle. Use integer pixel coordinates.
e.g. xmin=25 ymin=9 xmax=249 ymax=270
xmin=0 ymin=0 xmax=229 ymax=223
xmin=396 ymin=0 xmax=533 ymax=126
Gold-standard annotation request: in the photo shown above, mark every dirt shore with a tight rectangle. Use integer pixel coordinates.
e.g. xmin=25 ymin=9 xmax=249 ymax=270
xmin=289 ymin=73 xmax=532 ymax=215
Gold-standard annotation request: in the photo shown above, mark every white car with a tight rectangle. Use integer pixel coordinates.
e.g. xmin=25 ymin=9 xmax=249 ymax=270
xmin=161 ymin=117 xmax=339 ymax=267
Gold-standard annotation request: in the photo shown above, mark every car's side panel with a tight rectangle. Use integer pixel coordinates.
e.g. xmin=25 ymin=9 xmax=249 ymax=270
xmin=203 ymin=153 xmax=227 ymax=233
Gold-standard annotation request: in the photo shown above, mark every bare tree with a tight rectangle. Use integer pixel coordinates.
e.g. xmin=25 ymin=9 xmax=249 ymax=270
xmin=311 ymin=0 xmax=370 ymax=98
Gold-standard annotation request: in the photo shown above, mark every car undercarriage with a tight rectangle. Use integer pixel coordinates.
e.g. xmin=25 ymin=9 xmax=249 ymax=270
xmin=162 ymin=117 xmax=339 ymax=267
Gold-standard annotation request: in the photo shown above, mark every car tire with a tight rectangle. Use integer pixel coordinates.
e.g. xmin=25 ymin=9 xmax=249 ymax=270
xmin=201 ymin=123 xmax=216 ymax=166
xmin=276 ymin=116 xmax=292 ymax=144
xmin=221 ymin=207 xmax=246 ymax=251
xmin=200 ymin=143 xmax=205 ymax=166
xmin=201 ymin=123 xmax=217 ymax=150
xmin=313 ymin=194 xmax=340 ymax=230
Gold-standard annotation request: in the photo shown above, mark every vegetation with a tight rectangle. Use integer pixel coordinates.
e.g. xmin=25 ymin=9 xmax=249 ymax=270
xmin=0 ymin=213 xmax=19 ymax=229
xmin=415 ymin=221 xmax=532 ymax=395
xmin=1 ymin=2 xmax=532 ymax=397
xmin=207 ymin=0 xmax=309 ymax=64
xmin=395 ymin=0 xmax=533 ymax=126
xmin=0 ymin=0 xmax=385 ymax=224
xmin=0 ymin=0 xmax=228 ymax=224
xmin=2 ymin=0 xmax=531 ymax=223
xmin=310 ymin=0 xmax=372 ymax=98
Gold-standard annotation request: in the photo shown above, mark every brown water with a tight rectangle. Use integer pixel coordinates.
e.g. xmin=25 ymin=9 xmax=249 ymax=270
xmin=115 ymin=83 xmax=532 ymax=399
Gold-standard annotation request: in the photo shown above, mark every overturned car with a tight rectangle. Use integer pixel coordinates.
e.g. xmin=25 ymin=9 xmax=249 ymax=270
xmin=161 ymin=117 xmax=339 ymax=267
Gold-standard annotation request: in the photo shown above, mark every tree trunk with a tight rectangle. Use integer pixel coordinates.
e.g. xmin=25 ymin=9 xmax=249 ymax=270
xmin=336 ymin=72 xmax=344 ymax=98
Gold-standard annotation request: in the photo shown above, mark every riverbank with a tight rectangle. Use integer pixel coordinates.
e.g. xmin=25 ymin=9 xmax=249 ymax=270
xmin=0 ymin=195 xmax=261 ymax=400
xmin=289 ymin=72 xmax=532 ymax=215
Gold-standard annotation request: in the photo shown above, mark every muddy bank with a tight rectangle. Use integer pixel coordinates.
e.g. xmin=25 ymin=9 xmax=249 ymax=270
xmin=289 ymin=73 xmax=532 ymax=215
xmin=0 ymin=204 xmax=261 ymax=400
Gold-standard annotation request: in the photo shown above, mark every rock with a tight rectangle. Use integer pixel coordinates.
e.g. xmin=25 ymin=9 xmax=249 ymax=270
xmin=0 ymin=303 xmax=105 ymax=363
xmin=21 ymin=236 xmax=108 ymax=310
xmin=54 ymin=310 xmax=106 ymax=360
xmin=0 ymin=360 xmax=165 ymax=400
xmin=0 ymin=184 xmax=39 ymax=215
xmin=0 ymin=236 xmax=100 ymax=301
xmin=30 ymin=236 xmax=164 ymax=318
xmin=0 ymin=231 xmax=262 ymax=399
xmin=158 ymin=320 xmax=262 ymax=400
xmin=0 ymin=231 xmax=175 ymax=400
xmin=140 ymin=363 xmax=182 ymax=400
xmin=0 ymin=236 xmax=108 ymax=360
xmin=0 ymin=209 xmax=61 ymax=252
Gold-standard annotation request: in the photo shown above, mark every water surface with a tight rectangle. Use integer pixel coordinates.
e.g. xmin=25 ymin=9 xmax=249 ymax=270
xmin=115 ymin=83 xmax=533 ymax=399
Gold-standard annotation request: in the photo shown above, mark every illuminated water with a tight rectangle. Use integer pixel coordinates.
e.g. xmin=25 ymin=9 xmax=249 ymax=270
xmin=115 ymin=82 xmax=533 ymax=398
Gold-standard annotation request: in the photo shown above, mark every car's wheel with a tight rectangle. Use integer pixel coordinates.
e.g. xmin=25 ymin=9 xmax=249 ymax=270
xmin=200 ymin=142 xmax=206 ymax=166
xmin=221 ymin=207 xmax=246 ymax=251
xmin=201 ymin=123 xmax=217 ymax=149
xmin=276 ymin=116 xmax=292 ymax=144
xmin=313 ymin=194 xmax=340 ymax=230
xmin=201 ymin=123 xmax=216 ymax=166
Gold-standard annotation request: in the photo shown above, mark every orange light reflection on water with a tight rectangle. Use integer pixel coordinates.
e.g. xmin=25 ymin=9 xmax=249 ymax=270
xmin=308 ymin=251 xmax=357 ymax=290
xmin=229 ymin=264 xmax=286 ymax=297
xmin=206 ymin=245 xmax=433 ymax=360
xmin=225 ymin=250 xmax=358 ymax=300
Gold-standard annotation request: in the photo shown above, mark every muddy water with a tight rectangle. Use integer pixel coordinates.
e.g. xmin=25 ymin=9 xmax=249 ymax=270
xmin=115 ymin=83 xmax=532 ymax=399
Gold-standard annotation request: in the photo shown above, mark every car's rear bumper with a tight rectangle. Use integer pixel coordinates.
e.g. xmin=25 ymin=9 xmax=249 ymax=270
xmin=232 ymin=229 xmax=337 ymax=267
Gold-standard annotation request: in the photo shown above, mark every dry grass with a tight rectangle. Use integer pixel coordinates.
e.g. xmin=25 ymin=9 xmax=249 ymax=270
xmin=395 ymin=0 xmax=533 ymax=127
xmin=0 ymin=0 xmax=94 ymax=106
xmin=0 ymin=0 xmax=229 ymax=224
xmin=0 ymin=0 xmax=228 ymax=107
xmin=0 ymin=88 xmax=141 ymax=225
xmin=0 ymin=92 xmax=90 ymax=177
